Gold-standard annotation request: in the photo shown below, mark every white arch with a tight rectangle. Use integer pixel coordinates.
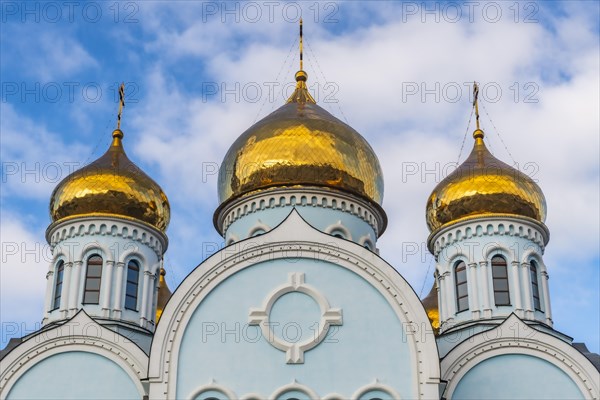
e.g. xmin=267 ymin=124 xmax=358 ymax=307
xmin=483 ymin=243 xmax=514 ymax=263
xmin=188 ymin=381 xmax=238 ymax=400
xmin=248 ymin=220 xmax=271 ymax=238
xmin=78 ymin=241 xmax=113 ymax=263
xmin=269 ymin=381 xmax=320 ymax=400
xmin=351 ymin=381 xmax=402 ymax=400
xmin=148 ymin=210 xmax=439 ymax=399
xmin=441 ymin=314 xmax=599 ymax=399
xmin=324 ymin=220 xmax=352 ymax=240
xmin=0 ymin=311 xmax=148 ymax=398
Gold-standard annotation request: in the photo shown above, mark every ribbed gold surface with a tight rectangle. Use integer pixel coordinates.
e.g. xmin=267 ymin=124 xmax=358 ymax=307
xmin=421 ymin=283 xmax=439 ymax=335
xmin=49 ymin=130 xmax=170 ymax=231
xmin=218 ymin=81 xmax=384 ymax=207
xmin=426 ymin=132 xmax=546 ymax=232
xmin=155 ymin=268 xmax=172 ymax=322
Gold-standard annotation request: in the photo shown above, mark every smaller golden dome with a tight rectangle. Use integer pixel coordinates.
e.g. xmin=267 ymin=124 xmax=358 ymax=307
xmin=426 ymin=129 xmax=546 ymax=232
xmin=49 ymin=129 xmax=170 ymax=231
xmin=421 ymin=282 xmax=440 ymax=335
xmin=155 ymin=268 xmax=172 ymax=322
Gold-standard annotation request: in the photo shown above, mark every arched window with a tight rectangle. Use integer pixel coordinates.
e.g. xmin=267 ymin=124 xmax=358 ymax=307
xmin=530 ymin=260 xmax=542 ymax=311
xmin=455 ymin=260 xmax=469 ymax=312
xmin=492 ymin=255 xmax=510 ymax=306
xmin=52 ymin=261 xmax=65 ymax=310
xmin=331 ymin=230 xmax=346 ymax=239
xmin=125 ymin=260 xmax=140 ymax=310
xmin=83 ymin=255 xmax=103 ymax=304
xmin=251 ymin=228 xmax=265 ymax=237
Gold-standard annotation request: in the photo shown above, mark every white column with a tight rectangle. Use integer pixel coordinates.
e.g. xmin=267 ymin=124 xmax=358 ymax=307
xmin=60 ymin=262 xmax=73 ymax=319
xmin=140 ymin=270 xmax=152 ymax=327
xmin=146 ymin=272 xmax=157 ymax=330
xmin=520 ymin=262 xmax=533 ymax=319
xmin=468 ymin=262 xmax=480 ymax=319
xmin=442 ymin=270 xmax=455 ymax=325
xmin=42 ymin=270 xmax=55 ymax=324
xmin=101 ymin=260 xmax=115 ymax=317
xmin=479 ymin=261 xmax=492 ymax=318
xmin=435 ymin=273 xmax=445 ymax=324
xmin=112 ymin=262 xmax=125 ymax=318
xmin=510 ymin=261 xmax=523 ymax=318
xmin=68 ymin=260 xmax=83 ymax=317
xmin=541 ymin=270 xmax=553 ymax=326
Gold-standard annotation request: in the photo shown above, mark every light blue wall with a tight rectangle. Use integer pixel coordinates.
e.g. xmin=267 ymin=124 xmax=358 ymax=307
xmin=6 ymin=351 xmax=140 ymax=400
xmin=177 ymin=259 xmax=414 ymax=399
xmin=452 ymin=353 xmax=583 ymax=399
xmin=225 ymin=206 xmax=377 ymax=248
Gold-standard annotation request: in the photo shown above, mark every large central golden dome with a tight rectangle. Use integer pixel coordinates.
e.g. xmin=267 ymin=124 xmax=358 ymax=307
xmin=426 ymin=128 xmax=546 ymax=232
xmin=49 ymin=129 xmax=170 ymax=231
xmin=217 ymin=71 xmax=384 ymax=209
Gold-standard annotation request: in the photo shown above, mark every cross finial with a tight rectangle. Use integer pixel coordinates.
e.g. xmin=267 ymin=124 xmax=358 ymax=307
xmin=473 ymin=81 xmax=480 ymax=131
xmin=117 ymin=82 xmax=125 ymax=130
xmin=299 ymin=18 xmax=303 ymax=71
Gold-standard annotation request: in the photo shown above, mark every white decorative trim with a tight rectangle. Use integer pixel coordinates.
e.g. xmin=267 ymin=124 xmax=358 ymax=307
xmin=47 ymin=216 xmax=167 ymax=258
xmin=441 ymin=314 xmax=599 ymax=399
xmin=0 ymin=311 xmax=148 ymax=397
xmin=428 ymin=216 xmax=548 ymax=257
xmin=248 ymin=220 xmax=271 ymax=237
xmin=239 ymin=393 xmax=264 ymax=400
xmin=324 ymin=221 xmax=352 ymax=241
xmin=216 ymin=188 xmax=386 ymax=237
xmin=248 ymin=272 xmax=343 ymax=364
xmin=269 ymin=380 xmax=320 ymax=400
xmin=358 ymin=234 xmax=375 ymax=251
xmin=321 ymin=394 xmax=346 ymax=400
xmin=351 ymin=381 xmax=402 ymax=400
xmin=188 ymin=381 xmax=238 ymax=400
xmin=148 ymin=210 xmax=438 ymax=399
xmin=225 ymin=233 xmax=239 ymax=246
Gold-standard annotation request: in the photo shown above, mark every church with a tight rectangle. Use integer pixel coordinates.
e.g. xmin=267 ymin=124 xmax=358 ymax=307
xmin=1 ymin=23 xmax=599 ymax=400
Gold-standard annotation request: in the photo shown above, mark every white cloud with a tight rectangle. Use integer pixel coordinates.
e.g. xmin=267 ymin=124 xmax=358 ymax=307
xmin=2 ymin=25 xmax=97 ymax=81
xmin=0 ymin=104 xmax=90 ymax=201
xmin=0 ymin=214 xmax=48 ymax=336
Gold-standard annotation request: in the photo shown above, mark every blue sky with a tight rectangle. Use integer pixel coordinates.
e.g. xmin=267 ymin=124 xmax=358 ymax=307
xmin=1 ymin=1 xmax=598 ymax=352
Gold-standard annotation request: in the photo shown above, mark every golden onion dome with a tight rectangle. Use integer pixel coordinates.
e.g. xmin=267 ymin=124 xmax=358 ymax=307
xmin=49 ymin=129 xmax=170 ymax=231
xmin=155 ymin=268 xmax=172 ymax=322
xmin=426 ymin=128 xmax=546 ymax=232
xmin=421 ymin=282 xmax=440 ymax=335
xmin=216 ymin=70 xmax=384 ymax=214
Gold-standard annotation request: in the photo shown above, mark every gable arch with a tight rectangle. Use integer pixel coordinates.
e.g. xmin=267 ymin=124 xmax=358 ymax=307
xmin=0 ymin=312 xmax=147 ymax=398
xmin=441 ymin=315 xmax=599 ymax=399
xmin=148 ymin=210 xmax=439 ymax=399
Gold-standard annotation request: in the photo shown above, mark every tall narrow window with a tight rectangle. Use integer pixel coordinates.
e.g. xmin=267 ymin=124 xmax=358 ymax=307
xmin=455 ymin=260 xmax=469 ymax=312
xmin=530 ymin=260 xmax=542 ymax=311
xmin=125 ymin=260 xmax=140 ymax=310
xmin=492 ymin=255 xmax=510 ymax=306
xmin=83 ymin=255 xmax=102 ymax=304
xmin=53 ymin=261 xmax=65 ymax=310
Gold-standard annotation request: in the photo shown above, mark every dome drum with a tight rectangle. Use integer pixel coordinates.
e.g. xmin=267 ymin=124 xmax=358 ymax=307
xmin=214 ymin=186 xmax=387 ymax=242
